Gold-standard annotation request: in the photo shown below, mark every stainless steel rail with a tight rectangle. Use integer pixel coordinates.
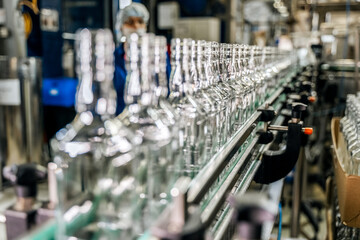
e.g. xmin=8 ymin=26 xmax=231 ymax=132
xmin=200 ymin=136 xmax=259 ymax=227
xmin=187 ymin=87 xmax=284 ymax=205
xmin=213 ymin=208 xmax=234 ymax=240
xmin=187 ymin=115 xmax=259 ymax=204
xmin=213 ymin=109 xmax=287 ymax=240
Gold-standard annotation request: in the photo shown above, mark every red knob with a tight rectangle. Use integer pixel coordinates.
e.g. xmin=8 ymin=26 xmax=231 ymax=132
xmin=304 ymin=127 xmax=313 ymax=135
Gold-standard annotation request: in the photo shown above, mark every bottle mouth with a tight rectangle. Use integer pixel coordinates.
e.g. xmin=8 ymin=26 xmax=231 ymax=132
xmin=76 ymin=29 xmax=114 ymax=82
xmin=171 ymin=39 xmax=194 ymax=62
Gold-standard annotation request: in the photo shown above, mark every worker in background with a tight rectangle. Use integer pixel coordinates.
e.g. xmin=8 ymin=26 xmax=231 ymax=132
xmin=114 ymin=2 xmax=171 ymax=115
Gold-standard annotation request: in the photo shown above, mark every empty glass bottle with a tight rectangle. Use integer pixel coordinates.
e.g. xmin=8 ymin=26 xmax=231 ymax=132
xmin=214 ymin=44 xmax=236 ymax=139
xmin=96 ymin=116 xmax=142 ymax=239
xmin=118 ymin=33 xmax=174 ymax=231
xmin=50 ymin=28 xmax=117 ymax=239
xmin=227 ymin=43 xmax=245 ymax=130
xmin=340 ymin=93 xmax=360 ymax=175
xmin=239 ymin=44 xmax=255 ymax=120
xmin=196 ymin=40 xmax=227 ymax=156
xmin=269 ymin=47 xmax=280 ymax=89
xmin=252 ymin=46 xmax=266 ymax=106
xmin=152 ymin=36 xmax=183 ymax=178
xmin=248 ymin=45 xmax=261 ymax=110
xmin=169 ymin=38 xmax=208 ymax=178
xmin=190 ymin=40 xmax=217 ymax=161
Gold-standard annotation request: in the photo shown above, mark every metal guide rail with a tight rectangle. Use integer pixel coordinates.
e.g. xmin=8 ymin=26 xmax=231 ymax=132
xmin=22 ymin=72 xmax=295 ymax=240
xmin=199 ymin=90 xmax=287 ymax=233
xmin=212 ymin=113 xmax=286 ymax=240
xmin=147 ymin=73 xmax=297 ymax=239
xmin=187 ymin=86 xmax=284 ymax=206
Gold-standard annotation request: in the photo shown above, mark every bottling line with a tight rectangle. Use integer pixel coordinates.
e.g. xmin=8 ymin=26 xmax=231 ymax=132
xmin=0 ymin=28 xmax=313 ymax=240
xmin=0 ymin=0 xmax=360 ymax=240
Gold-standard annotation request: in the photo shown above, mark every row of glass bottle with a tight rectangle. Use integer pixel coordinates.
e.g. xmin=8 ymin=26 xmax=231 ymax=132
xmin=50 ymin=29 xmax=297 ymax=239
xmin=340 ymin=93 xmax=360 ymax=176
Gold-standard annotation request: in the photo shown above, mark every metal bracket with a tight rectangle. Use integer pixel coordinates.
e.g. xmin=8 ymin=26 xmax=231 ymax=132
xmin=254 ymin=122 xmax=303 ymax=184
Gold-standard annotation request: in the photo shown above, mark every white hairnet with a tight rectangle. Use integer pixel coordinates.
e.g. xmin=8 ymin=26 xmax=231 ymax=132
xmin=115 ymin=2 xmax=150 ymax=43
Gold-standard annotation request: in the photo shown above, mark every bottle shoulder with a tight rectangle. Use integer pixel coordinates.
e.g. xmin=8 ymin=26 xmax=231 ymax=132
xmin=176 ymin=95 xmax=209 ymax=115
xmin=119 ymin=106 xmax=173 ymax=145
xmin=50 ymin=114 xmax=138 ymax=158
xmin=194 ymin=90 xmax=218 ymax=111
xmin=51 ymin=114 xmax=106 ymax=144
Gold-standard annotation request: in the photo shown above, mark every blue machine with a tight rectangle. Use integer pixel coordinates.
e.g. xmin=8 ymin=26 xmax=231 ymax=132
xmin=36 ymin=0 xmax=114 ymax=138
xmin=42 ymin=77 xmax=78 ymax=107
xmin=40 ymin=0 xmax=112 ymax=107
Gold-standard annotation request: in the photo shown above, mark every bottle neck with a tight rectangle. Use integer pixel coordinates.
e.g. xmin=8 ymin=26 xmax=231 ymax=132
xmin=241 ymin=46 xmax=250 ymax=75
xmin=211 ymin=43 xmax=222 ymax=84
xmin=198 ymin=41 xmax=210 ymax=89
xmin=190 ymin=41 xmax=200 ymax=92
xmin=248 ymin=47 xmax=256 ymax=71
xmin=219 ymin=46 xmax=225 ymax=81
xmin=124 ymin=33 xmax=156 ymax=112
xmin=264 ymin=47 xmax=272 ymax=69
xmin=219 ymin=44 xmax=230 ymax=82
xmin=182 ymin=39 xmax=195 ymax=96
xmin=75 ymin=29 xmax=116 ymax=119
xmin=261 ymin=48 xmax=266 ymax=69
xmin=236 ymin=47 xmax=243 ymax=78
xmin=229 ymin=45 xmax=238 ymax=79
xmin=253 ymin=49 xmax=261 ymax=72
xmin=154 ymin=36 xmax=168 ymax=104
xmin=169 ymin=39 xmax=184 ymax=99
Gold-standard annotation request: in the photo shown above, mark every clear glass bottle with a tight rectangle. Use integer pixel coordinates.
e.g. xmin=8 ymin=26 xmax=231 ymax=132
xmin=50 ymin=28 xmax=117 ymax=239
xmin=153 ymin=36 xmax=183 ymax=179
xmin=169 ymin=38 xmax=208 ymax=178
xmin=212 ymin=43 xmax=238 ymax=136
xmin=260 ymin=46 xmax=270 ymax=100
xmin=239 ymin=44 xmax=255 ymax=120
xmin=196 ymin=40 xmax=227 ymax=155
xmin=270 ymin=47 xmax=280 ymax=89
xmin=253 ymin=46 xmax=266 ymax=106
xmin=340 ymin=94 xmax=356 ymax=132
xmin=228 ymin=43 xmax=246 ymax=130
xmin=248 ymin=45 xmax=262 ymax=109
xmin=190 ymin=40 xmax=217 ymax=161
xmin=340 ymin=93 xmax=360 ymax=175
xmin=118 ymin=33 xmax=174 ymax=231
xmin=234 ymin=44 xmax=250 ymax=127
xmin=96 ymin=117 xmax=142 ymax=239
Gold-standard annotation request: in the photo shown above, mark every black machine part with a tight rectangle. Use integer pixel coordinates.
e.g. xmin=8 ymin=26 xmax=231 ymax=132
xmin=254 ymin=122 xmax=303 ymax=184
xmin=291 ymin=102 xmax=307 ymax=121
xmin=3 ymin=163 xmax=47 ymax=199
xmin=3 ymin=164 xmax=46 ymax=240
xmin=254 ymin=100 xmax=310 ymax=184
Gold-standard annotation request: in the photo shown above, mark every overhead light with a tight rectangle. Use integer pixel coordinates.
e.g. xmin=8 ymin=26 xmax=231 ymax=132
xmin=273 ymin=2 xmax=281 ymax=8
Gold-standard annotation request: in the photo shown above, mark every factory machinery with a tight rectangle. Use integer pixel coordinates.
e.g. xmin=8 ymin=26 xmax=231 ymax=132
xmin=0 ymin=27 xmax=317 ymax=240
xmin=0 ymin=1 xmax=323 ymax=240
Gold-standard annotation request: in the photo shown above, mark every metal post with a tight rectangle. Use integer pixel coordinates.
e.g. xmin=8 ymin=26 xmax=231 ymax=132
xmin=148 ymin=0 xmax=157 ymax=34
xmin=355 ymin=25 xmax=359 ymax=91
xmin=290 ymin=147 xmax=305 ymax=237
xmin=1 ymin=0 xmax=26 ymax=57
